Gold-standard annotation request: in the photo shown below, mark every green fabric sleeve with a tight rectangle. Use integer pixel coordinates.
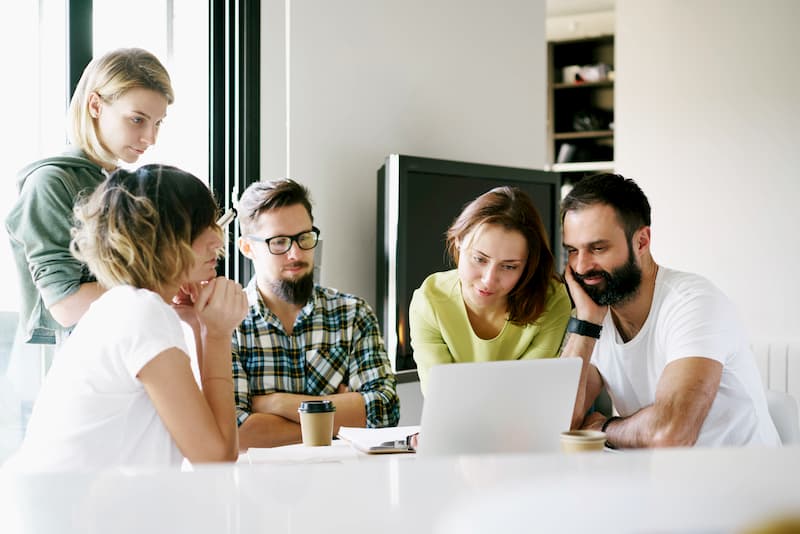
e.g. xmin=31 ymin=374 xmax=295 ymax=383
xmin=9 ymin=166 xmax=85 ymax=307
xmin=518 ymin=281 xmax=572 ymax=360
xmin=409 ymin=284 xmax=456 ymax=396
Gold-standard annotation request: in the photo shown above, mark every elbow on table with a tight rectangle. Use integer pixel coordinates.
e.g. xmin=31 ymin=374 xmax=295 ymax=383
xmin=186 ymin=440 xmax=239 ymax=464
xmin=649 ymin=425 xmax=699 ymax=448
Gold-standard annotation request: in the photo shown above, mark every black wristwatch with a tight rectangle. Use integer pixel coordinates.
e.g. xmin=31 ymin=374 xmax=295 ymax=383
xmin=566 ymin=316 xmax=603 ymax=339
xmin=601 ymin=416 xmax=622 ymax=450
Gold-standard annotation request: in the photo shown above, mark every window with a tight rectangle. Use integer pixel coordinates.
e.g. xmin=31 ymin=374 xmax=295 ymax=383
xmin=0 ymin=0 xmax=210 ymax=462
xmin=0 ymin=0 xmax=67 ymax=462
xmin=93 ymin=0 xmax=210 ymax=181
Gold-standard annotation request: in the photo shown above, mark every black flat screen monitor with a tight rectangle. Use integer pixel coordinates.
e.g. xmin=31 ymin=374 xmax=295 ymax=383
xmin=376 ymin=154 xmax=562 ymax=371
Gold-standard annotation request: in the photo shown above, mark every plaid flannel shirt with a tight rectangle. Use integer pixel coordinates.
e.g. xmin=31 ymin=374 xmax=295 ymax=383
xmin=232 ymin=279 xmax=400 ymax=428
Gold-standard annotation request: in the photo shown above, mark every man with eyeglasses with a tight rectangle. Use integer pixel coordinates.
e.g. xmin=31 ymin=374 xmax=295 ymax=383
xmin=232 ymin=179 xmax=399 ymax=448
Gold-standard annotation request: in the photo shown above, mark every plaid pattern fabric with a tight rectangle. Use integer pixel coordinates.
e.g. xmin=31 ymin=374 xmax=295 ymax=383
xmin=232 ymin=279 xmax=400 ymax=428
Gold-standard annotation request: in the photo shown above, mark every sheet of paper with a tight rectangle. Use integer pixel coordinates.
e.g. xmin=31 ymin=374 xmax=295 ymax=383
xmin=245 ymin=440 xmax=360 ymax=464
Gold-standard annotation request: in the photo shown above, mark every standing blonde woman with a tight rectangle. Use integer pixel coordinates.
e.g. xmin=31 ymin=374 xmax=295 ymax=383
xmin=4 ymin=164 xmax=247 ymax=471
xmin=6 ymin=48 xmax=174 ymax=345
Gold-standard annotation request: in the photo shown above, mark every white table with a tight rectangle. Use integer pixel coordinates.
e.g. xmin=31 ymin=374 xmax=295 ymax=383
xmin=2 ymin=444 xmax=799 ymax=534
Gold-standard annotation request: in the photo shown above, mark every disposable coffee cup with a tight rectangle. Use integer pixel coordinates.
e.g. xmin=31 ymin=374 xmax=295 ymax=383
xmin=298 ymin=400 xmax=336 ymax=446
xmin=560 ymin=430 xmax=606 ymax=453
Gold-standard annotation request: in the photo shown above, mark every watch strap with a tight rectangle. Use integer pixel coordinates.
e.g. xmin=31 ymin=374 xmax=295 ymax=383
xmin=566 ymin=316 xmax=603 ymax=339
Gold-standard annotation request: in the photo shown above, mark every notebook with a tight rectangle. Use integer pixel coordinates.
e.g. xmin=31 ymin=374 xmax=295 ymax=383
xmin=416 ymin=358 xmax=582 ymax=456
xmin=337 ymin=425 xmax=420 ymax=454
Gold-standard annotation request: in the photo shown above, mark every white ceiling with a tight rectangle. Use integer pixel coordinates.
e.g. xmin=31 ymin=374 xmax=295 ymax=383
xmin=547 ymin=0 xmax=615 ymax=17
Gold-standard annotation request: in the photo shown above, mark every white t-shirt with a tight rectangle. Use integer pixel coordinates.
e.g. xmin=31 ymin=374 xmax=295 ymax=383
xmin=4 ymin=286 xmax=190 ymax=471
xmin=591 ymin=267 xmax=780 ymax=447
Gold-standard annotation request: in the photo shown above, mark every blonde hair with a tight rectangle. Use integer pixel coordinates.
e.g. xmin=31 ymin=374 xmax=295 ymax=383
xmin=71 ymin=165 xmax=219 ymax=294
xmin=68 ymin=48 xmax=174 ymax=169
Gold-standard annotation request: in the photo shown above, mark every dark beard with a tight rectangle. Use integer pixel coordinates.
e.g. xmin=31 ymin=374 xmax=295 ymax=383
xmin=574 ymin=246 xmax=642 ymax=306
xmin=270 ymin=271 xmax=315 ymax=306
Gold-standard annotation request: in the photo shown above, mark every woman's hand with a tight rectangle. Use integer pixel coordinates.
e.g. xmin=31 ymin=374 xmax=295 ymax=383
xmin=193 ymin=277 xmax=248 ymax=338
xmin=171 ymin=283 xmax=202 ymax=331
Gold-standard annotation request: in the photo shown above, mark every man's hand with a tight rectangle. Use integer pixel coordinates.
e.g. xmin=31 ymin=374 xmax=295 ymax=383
xmin=580 ymin=411 xmax=607 ymax=432
xmin=253 ymin=383 xmax=351 ymax=418
xmin=563 ymin=266 xmax=608 ymax=325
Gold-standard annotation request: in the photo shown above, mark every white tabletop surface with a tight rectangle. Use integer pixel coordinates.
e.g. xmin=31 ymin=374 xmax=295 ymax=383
xmin=2 ymin=443 xmax=799 ymax=534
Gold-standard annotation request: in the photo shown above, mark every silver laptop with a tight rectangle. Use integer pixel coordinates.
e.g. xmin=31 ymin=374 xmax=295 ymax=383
xmin=416 ymin=358 xmax=581 ymax=456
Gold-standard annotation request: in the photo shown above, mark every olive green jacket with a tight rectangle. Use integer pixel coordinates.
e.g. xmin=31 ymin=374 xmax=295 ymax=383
xmin=5 ymin=148 xmax=105 ymax=344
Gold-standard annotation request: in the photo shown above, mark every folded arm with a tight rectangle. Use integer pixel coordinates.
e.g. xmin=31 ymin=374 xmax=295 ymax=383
xmin=238 ymin=382 xmax=368 ymax=448
xmin=584 ymin=357 xmax=722 ymax=448
xmin=237 ymin=412 xmax=303 ymax=449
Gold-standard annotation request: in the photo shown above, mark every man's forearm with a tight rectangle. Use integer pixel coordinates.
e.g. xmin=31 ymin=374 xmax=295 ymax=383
xmin=591 ymin=409 xmax=657 ymax=449
xmin=237 ymin=413 xmax=301 ymax=450
xmin=560 ymin=331 xmax=600 ymax=429
xmin=252 ymin=391 xmax=367 ymax=432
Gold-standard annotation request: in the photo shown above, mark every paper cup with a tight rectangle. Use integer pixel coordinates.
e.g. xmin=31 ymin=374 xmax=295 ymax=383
xmin=298 ymin=400 xmax=336 ymax=446
xmin=560 ymin=430 xmax=606 ymax=453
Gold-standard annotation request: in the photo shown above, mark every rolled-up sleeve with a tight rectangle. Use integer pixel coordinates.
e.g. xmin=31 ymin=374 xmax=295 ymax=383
xmin=348 ymin=303 xmax=400 ymax=428
xmin=231 ymin=330 xmax=253 ymax=426
xmin=12 ymin=169 xmax=85 ymax=307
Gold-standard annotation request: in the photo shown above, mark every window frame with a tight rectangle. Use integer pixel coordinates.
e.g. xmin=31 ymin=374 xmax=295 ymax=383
xmin=67 ymin=0 xmax=260 ymax=285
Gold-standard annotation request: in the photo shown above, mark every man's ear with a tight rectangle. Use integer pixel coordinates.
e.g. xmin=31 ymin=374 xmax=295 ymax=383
xmin=634 ymin=226 xmax=651 ymax=253
xmin=238 ymin=236 xmax=253 ymax=259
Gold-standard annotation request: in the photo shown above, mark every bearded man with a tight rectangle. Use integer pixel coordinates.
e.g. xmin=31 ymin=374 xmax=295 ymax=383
xmin=232 ymin=179 xmax=399 ymax=449
xmin=560 ymin=173 xmax=778 ymax=448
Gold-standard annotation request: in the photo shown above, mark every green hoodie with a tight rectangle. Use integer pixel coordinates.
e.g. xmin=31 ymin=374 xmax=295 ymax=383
xmin=5 ymin=148 xmax=106 ymax=344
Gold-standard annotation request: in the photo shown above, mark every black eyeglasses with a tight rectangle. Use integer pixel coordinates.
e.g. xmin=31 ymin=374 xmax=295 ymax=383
xmin=247 ymin=227 xmax=320 ymax=255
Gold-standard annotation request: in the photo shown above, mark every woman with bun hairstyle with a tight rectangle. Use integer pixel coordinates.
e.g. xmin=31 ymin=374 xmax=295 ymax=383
xmin=4 ymin=164 xmax=248 ymax=471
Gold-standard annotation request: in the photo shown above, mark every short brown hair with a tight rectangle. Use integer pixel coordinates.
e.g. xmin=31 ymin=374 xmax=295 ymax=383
xmin=237 ymin=179 xmax=313 ymax=235
xmin=446 ymin=186 xmax=557 ymax=325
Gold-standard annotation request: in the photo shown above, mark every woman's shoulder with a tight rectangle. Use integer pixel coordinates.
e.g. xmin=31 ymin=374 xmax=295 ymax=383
xmin=95 ymin=286 xmax=174 ymax=316
xmin=17 ymin=150 xmax=104 ymax=195
xmin=543 ymin=277 xmax=571 ymax=310
xmin=416 ymin=270 xmax=460 ymax=300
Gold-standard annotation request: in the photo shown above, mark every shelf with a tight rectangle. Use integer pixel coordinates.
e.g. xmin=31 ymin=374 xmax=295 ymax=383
xmin=553 ymin=80 xmax=613 ymax=90
xmin=553 ymin=130 xmax=614 ymax=140
xmin=548 ymin=34 xmax=615 ymax=169
xmin=551 ymin=161 xmax=615 ymax=173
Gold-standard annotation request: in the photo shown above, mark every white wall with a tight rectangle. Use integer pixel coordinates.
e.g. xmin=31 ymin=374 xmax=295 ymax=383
xmin=615 ymin=0 xmax=800 ymax=345
xmin=261 ymin=0 xmax=547 ymax=307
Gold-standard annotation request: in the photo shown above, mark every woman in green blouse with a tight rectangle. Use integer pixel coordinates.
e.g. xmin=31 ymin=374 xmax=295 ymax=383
xmin=409 ymin=186 xmax=571 ymax=394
